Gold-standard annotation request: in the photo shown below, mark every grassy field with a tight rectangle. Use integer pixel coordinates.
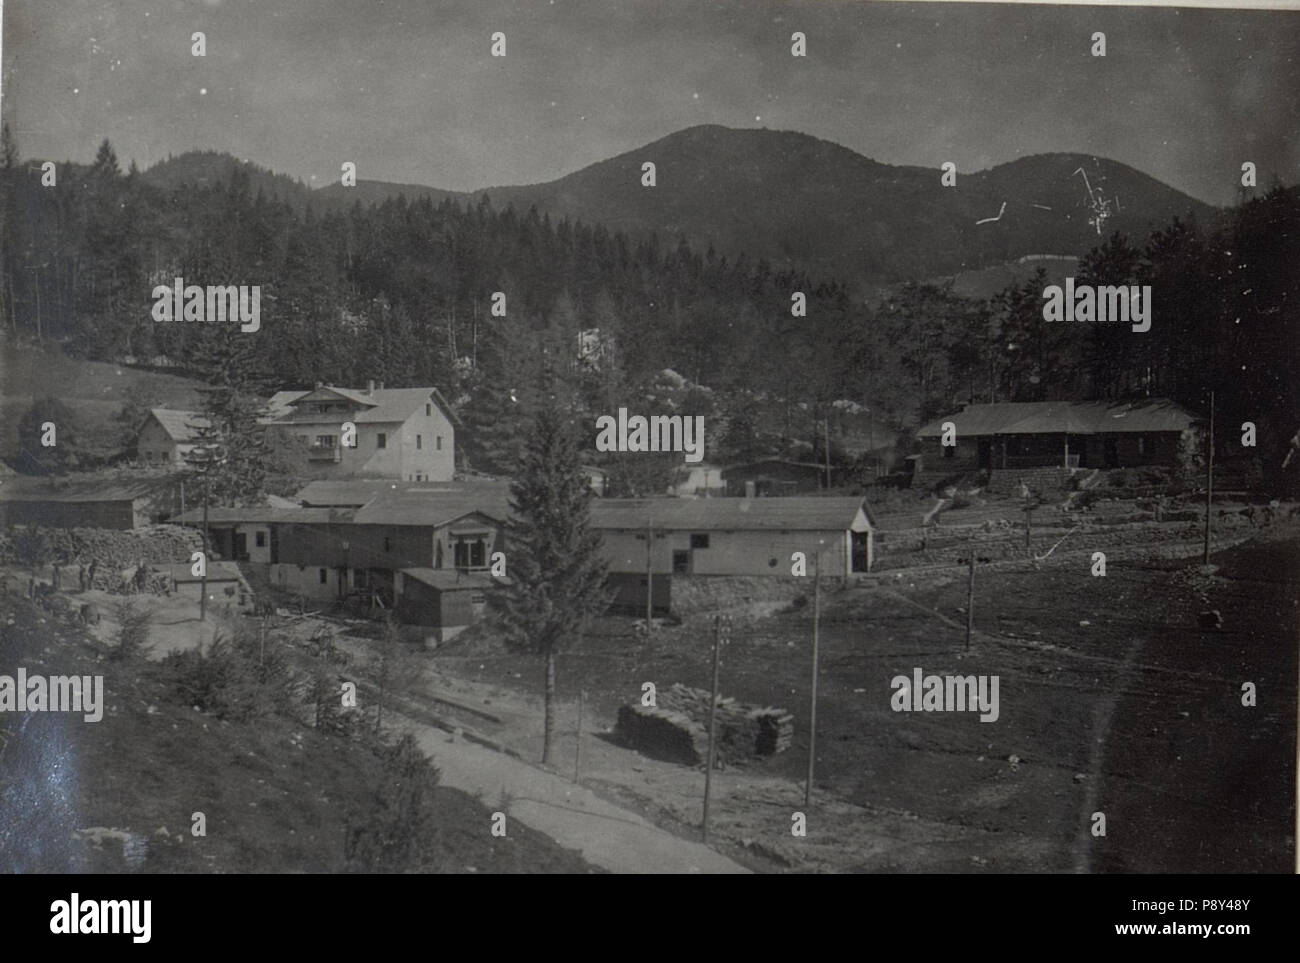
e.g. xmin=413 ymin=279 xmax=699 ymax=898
xmin=0 ymin=343 xmax=204 ymax=463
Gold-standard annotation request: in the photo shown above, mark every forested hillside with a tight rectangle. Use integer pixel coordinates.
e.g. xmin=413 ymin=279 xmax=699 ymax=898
xmin=1 ymin=126 xmax=1295 ymax=475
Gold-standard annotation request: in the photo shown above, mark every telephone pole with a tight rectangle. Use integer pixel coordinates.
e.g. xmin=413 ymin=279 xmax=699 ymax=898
xmin=823 ymin=417 xmax=832 ymax=489
xmin=966 ymin=546 xmax=975 ymax=651
xmin=200 ymin=466 xmax=210 ymax=622
xmin=645 ymin=518 xmax=654 ymax=627
xmin=1203 ymin=389 xmax=1215 ymax=565
xmin=805 ymin=550 xmax=821 ymax=809
xmin=703 ymin=614 xmax=726 ymax=842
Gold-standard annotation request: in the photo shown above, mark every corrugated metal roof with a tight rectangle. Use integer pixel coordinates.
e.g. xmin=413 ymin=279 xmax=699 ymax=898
xmin=590 ymin=496 xmax=869 ymax=531
xmin=147 ymin=408 xmax=209 ymax=442
xmin=401 ymin=568 xmax=496 ymax=591
xmin=917 ymin=399 xmax=1201 ymax=437
xmin=352 ymin=485 xmax=511 ymax=527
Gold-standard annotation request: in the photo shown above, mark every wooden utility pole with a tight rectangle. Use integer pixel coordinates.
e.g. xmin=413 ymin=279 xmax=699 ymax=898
xmin=823 ymin=417 xmax=832 ymax=489
xmin=703 ymin=614 xmax=725 ymax=842
xmin=805 ymin=552 xmax=821 ymax=809
xmin=965 ymin=547 xmax=975 ymax=651
xmin=200 ymin=467 xmax=210 ymax=622
xmin=1203 ymin=390 xmax=1215 ymax=565
xmin=645 ymin=518 xmax=654 ymax=627
xmin=573 ymin=689 xmax=585 ymax=784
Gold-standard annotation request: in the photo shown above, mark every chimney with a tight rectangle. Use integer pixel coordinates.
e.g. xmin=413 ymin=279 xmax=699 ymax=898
xmin=378 ymin=381 xmax=385 ymax=391
xmin=314 ymin=381 xmax=323 ymax=390
xmin=367 ymin=379 xmax=375 ymax=396
xmin=744 ymin=480 xmax=756 ymax=499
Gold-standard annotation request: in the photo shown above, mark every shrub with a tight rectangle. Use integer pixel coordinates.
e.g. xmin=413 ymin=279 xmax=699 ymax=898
xmin=110 ymin=598 xmax=152 ymax=661
xmin=343 ymin=732 xmax=441 ymax=872
xmin=161 ymin=620 xmax=297 ymax=722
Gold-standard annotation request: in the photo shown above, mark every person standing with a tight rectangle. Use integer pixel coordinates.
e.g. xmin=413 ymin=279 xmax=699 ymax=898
xmin=78 ymin=561 xmax=88 ymax=592
xmin=52 ymin=561 xmax=62 ymax=592
xmin=87 ymin=559 xmax=98 ymax=590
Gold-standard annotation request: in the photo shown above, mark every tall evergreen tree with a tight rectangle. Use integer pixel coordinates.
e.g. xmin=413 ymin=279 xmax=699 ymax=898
xmin=187 ymin=333 xmax=272 ymax=506
xmin=492 ymin=383 xmax=609 ymax=763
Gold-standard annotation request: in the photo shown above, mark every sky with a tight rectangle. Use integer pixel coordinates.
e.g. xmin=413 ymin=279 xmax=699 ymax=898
xmin=1 ymin=0 xmax=1297 ymax=205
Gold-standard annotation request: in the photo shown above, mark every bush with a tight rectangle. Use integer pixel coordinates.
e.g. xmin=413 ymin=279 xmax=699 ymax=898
xmin=110 ymin=599 xmax=152 ymax=661
xmin=161 ymin=620 xmax=297 ymax=722
xmin=343 ymin=732 xmax=441 ymax=872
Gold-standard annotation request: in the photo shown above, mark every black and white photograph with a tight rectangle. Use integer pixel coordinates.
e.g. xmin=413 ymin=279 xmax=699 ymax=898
xmin=0 ymin=0 xmax=1296 ymax=905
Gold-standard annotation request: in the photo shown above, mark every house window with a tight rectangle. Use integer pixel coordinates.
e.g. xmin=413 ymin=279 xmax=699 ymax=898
xmin=943 ymin=443 xmax=955 ymax=458
xmin=255 ymin=531 xmax=266 ymax=548
xmin=316 ymin=434 xmax=336 ymax=448
xmin=436 ymin=435 xmax=442 ymax=451
xmin=673 ymin=550 xmax=690 ymax=574
xmin=426 ymin=403 xmax=432 ymax=417
xmin=416 ymin=434 xmax=423 ymax=450
xmin=454 ymin=538 xmax=488 ymax=570
xmin=469 ymin=592 xmax=486 ymax=605
xmin=690 ymin=533 xmax=710 ymax=549
xmin=377 ymin=433 xmax=387 ymax=449
xmin=319 ymin=568 xmax=328 ymax=584
xmin=1138 ymin=437 xmax=1146 ymax=455
xmin=383 ymin=536 xmax=392 ymax=552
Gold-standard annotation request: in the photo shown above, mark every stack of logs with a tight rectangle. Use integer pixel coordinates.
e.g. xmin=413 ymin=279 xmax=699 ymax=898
xmin=616 ymin=683 xmax=794 ymax=768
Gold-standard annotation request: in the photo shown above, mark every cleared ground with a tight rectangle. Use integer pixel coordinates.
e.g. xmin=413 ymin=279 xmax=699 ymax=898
xmin=414 ymin=523 xmax=1298 ymax=873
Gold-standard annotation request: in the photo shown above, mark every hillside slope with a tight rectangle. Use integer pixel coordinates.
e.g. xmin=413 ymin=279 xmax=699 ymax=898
xmin=313 ymin=125 xmax=1216 ymax=284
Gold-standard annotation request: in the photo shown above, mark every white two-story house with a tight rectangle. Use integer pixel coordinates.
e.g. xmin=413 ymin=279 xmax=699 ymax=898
xmin=265 ymin=381 xmax=457 ymax=481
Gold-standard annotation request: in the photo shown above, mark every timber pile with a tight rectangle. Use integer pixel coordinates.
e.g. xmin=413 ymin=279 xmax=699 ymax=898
xmin=616 ymin=683 xmax=794 ymax=767
xmin=0 ymin=525 xmax=201 ymax=573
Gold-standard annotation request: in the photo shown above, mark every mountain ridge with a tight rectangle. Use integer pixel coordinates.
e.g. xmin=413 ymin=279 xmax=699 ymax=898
xmin=143 ymin=125 xmax=1219 ymax=286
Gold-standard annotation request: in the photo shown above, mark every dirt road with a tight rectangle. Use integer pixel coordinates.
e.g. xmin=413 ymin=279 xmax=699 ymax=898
xmin=399 ymin=714 xmax=750 ymax=874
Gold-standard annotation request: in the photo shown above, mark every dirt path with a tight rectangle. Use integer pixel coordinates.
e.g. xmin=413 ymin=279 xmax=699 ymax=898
xmin=396 ymin=712 xmax=750 ymax=874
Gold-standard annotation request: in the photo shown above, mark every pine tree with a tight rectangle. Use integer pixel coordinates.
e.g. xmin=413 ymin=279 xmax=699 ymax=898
xmin=492 ymin=384 xmax=610 ymax=764
xmin=187 ymin=334 xmax=271 ymax=506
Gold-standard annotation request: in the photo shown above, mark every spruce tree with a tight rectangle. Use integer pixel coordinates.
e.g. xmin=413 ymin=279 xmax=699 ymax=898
xmin=492 ymin=382 xmax=609 ymax=764
xmin=187 ymin=333 xmax=271 ymax=506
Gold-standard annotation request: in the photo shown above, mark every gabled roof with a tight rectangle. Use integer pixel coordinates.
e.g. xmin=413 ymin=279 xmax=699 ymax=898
xmin=916 ymin=399 xmax=1202 ymax=438
xmin=266 ymin=386 xmax=460 ymax=426
xmin=294 ymin=479 xmax=407 ymax=507
xmin=145 ymin=408 xmax=209 ymax=443
xmin=722 ymin=459 xmax=830 ymax=475
xmin=171 ymin=507 xmax=345 ymax=525
xmin=0 ymin=477 xmax=165 ymax=503
xmin=590 ymin=496 xmax=870 ymax=532
xmin=351 ymin=484 xmax=512 ymax=528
